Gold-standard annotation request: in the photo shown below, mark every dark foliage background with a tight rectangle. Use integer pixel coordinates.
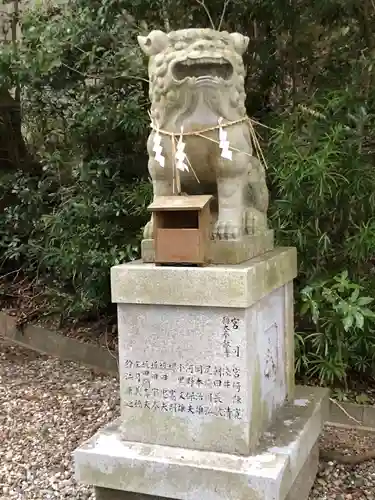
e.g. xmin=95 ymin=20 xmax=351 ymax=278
xmin=1 ymin=0 xmax=375 ymax=384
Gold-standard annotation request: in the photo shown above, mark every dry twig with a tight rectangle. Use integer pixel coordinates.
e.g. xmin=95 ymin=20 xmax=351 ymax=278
xmin=329 ymin=397 xmax=362 ymax=425
xmin=217 ymin=0 xmax=231 ymax=31
xmin=160 ymin=0 xmax=171 ymax=31
xmin=61 ymin=62 xmax=149 ymax=84
xmin=0 ymin=268 xmax=22 ymax=282
xmin=195 ymin=0 xmax=215 ymax=29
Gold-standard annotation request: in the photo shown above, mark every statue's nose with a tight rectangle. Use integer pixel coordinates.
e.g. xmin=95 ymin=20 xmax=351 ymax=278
xmin=194 ymin=41 xmax=214 ymax=51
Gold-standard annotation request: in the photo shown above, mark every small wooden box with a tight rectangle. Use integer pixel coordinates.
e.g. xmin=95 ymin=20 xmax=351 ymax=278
xmin=148 ymin=195 xmax=213 ymax=265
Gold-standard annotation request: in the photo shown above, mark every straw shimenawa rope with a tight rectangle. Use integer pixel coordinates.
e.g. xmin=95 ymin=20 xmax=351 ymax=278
xmin=150 ymin=116 xmax=268 ymax=169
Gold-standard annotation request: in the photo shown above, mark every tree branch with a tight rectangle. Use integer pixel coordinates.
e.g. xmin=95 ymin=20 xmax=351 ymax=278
xmin=218 ymin=0 xmax=231 ymax=31
xmin=160 ymin=0 xmax=171 ymax=31
xmin=195 ymin=0 xmax=215 ymax=29
xmin=61 ymin=63 xmax=149 ymax=83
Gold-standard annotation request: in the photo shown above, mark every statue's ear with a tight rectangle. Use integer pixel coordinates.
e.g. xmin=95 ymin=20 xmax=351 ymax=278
xmin=229 ymin=33 xmax=249 ymax=55
xmin=137 ymin=30 xmax=170 ymax=56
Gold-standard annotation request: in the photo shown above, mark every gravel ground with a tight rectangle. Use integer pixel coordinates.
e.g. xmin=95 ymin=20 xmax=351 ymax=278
xmin=0 ymin=340 xmax=119 ymax=499
xmin=2 ymin=340 xmax=375 ymax=500
xmin=310 ymin=427 xmax=375 ymax=499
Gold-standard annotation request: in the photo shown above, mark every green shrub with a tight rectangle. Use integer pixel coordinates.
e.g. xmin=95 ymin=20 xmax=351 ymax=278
xmin=267 ymin=81 xmax=375 ymax=385
xmin=1 ymin=0 xmax=153 ymax=316
xmin=268 ymin=89 xmax=375 ymax=279
xmin=296 ymin=271 xmax=375 ymax=385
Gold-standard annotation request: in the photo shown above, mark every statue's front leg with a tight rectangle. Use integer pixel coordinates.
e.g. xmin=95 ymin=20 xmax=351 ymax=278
xmin=213 ymin=158 xmax=247 ymax=240
xmin=143 ymin=158 xmax=173 ymax=239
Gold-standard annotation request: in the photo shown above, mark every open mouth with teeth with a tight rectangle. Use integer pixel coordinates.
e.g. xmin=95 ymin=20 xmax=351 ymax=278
xmin=172 ymin=57 xmax=233 ymax=82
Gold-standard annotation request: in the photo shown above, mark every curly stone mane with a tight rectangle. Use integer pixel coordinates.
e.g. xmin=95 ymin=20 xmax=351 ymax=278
xmin=138 ymin=29 xmax=249 ymax=129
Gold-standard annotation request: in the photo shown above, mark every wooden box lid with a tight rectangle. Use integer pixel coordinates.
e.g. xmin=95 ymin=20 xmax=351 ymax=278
xmin=148 ymin=195 xmax=213 ymax=212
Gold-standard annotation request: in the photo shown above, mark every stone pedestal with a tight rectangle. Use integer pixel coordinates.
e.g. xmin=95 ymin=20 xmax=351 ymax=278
xmin=141 ymin=230 xmax=275 ymax=265
xmin=74 ymin=247 xmax=329 ymax=500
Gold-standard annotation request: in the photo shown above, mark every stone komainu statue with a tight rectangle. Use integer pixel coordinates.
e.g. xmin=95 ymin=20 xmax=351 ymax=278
xmin=138 ymin=28 xmax=269 ymax=240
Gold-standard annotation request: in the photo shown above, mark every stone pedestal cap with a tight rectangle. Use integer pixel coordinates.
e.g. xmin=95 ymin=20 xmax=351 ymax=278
xmin=111 ymin=247 xmax=297 ymax=308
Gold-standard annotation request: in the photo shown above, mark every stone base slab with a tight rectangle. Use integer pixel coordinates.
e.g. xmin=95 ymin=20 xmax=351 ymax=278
xmin=74 ymin=386 xmax=329 ymax=500
xmin=94 ymin=442 xmax=319 ymax=500
xmin=285 ymin=442 xmax=319 ymax=500
xmin=95 ymin=487 xmax=166 ymax=499
xmin=141 ymin=230 xmax=274 ymax=266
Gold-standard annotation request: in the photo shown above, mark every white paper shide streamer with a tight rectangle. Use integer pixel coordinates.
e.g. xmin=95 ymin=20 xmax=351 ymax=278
xmin=219 ymin=118 xmax=233 ymax=161
xmin=153 ymin=127 xmax=165 ymax=168
xmin=175 ymin=127 xmax=189 ymax=172
xmin=152 ymin=119 xmax=236 ymax=174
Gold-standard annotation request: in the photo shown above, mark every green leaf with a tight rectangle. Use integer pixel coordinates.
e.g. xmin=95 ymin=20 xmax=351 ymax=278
xmin=362 ymin=308 xmax=375 ymax=318
xmin=351 ymin=288 xmax=360 ymax=302
xmin=300 ymin=302 xmax=310 ymax=315
xmin=343 ymin=314 xmax=354 ymax=332
xmin=354 ymin=312 xmax=364 ymax=330
xmin=358 ymin=296 xmax=373 ymax=306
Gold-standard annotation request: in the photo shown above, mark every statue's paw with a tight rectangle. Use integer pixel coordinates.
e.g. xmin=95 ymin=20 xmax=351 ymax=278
xmin=213 ymin=220 xmax=242 ymax=240
xmin=143 ymin=220 xmax=154 ymax=239
xmin=245 ymin=208 xmax=268 ymax=235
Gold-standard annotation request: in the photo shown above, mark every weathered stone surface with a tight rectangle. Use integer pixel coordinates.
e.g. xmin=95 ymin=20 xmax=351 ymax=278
xmin=111 ymin=247 xmax=297 ymax=308
xmin=0 ymin=312 xmax=118 ymax=375
xmin=74 ymin=386 xmax=329 ymax=500
xmin=95 ymin=488 xmax=164 ymax=500
xmin=285 ymin=443 xmax=319 ymax=500
xmin=117 ymin=283 xmax=293 ymax=455
xmin=94 ymin=444 xmax=319 ymax=500
xmin=141 ymin=230 xmax=274 ymax=265
xmin=137 ymin=28 xmax=269 ymax=241
xmin=94 ymin=444 xmax=321 ymax=500
xmin=284 ymin=281 xmax=295 ymax=402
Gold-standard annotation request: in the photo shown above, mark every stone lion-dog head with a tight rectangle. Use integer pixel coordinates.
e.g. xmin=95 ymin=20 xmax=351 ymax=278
xmin=138 ymin=28 xmax=249 ymax=126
